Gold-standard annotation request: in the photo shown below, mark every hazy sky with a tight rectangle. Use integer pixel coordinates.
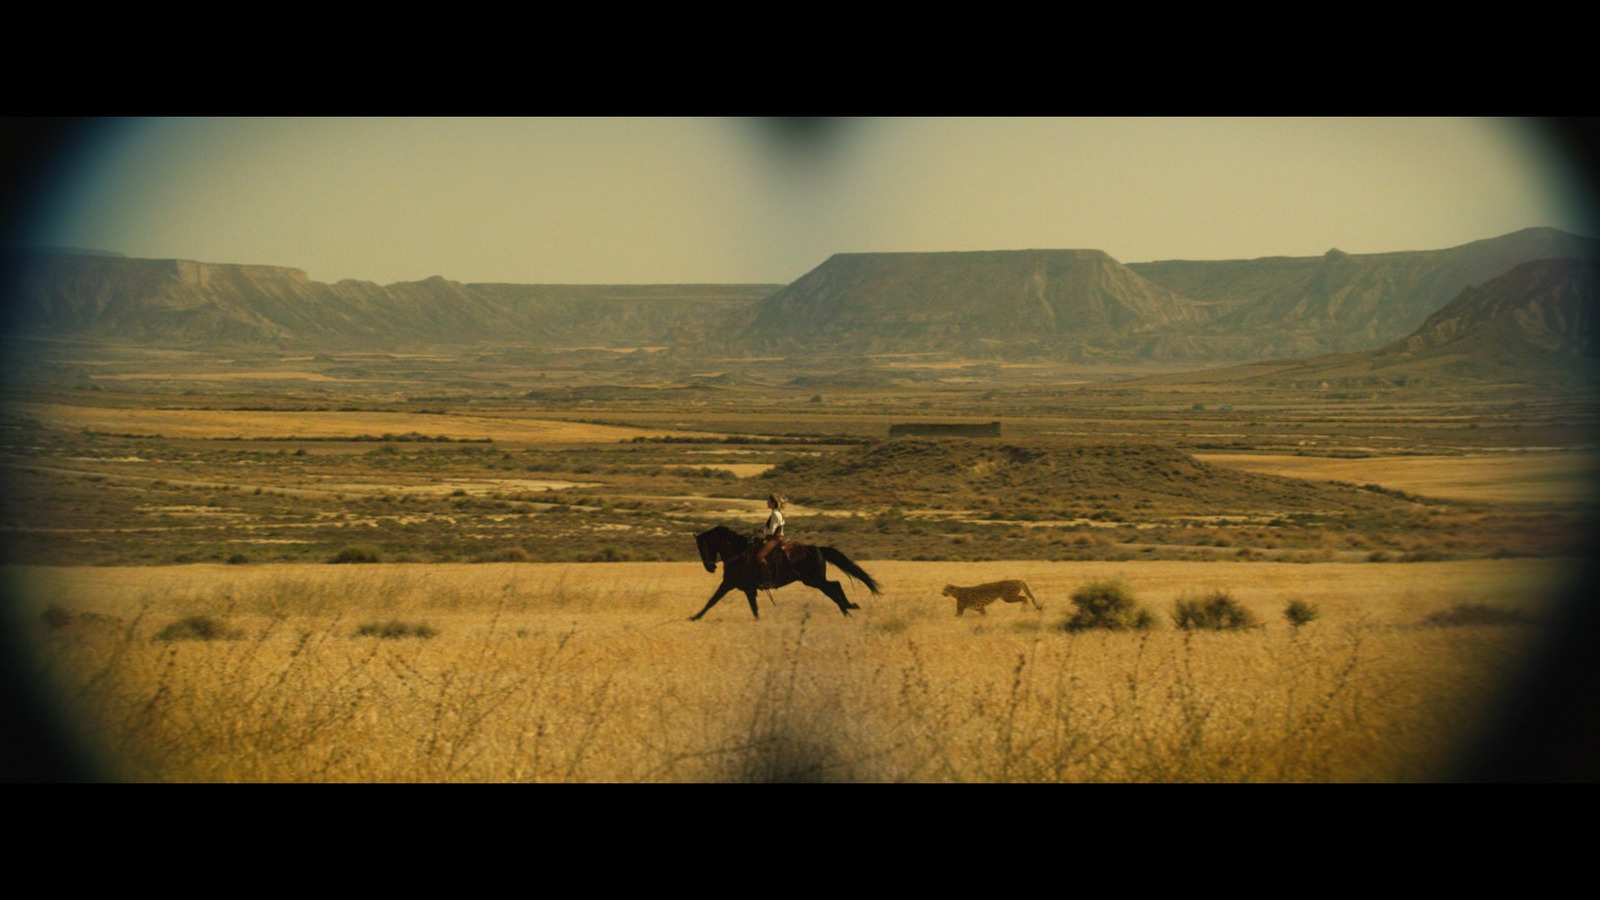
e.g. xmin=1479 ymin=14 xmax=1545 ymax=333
xmin=22 ymin=117 xmax=1595 ymax=286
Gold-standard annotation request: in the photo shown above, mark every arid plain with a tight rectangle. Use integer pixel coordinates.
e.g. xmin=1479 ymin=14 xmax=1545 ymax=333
xmin=4 ymin=341 xmax=1594 ymax=781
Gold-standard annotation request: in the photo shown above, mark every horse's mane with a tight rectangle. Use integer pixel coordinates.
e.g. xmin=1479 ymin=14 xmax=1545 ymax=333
xmin=698 ymin=524 xmax=751 ymax=551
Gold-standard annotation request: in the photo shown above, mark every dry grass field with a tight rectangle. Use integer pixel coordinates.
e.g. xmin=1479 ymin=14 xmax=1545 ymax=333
xmin=1195 ymin=451 xmax=1600 ymax=505
xmin=4 ymin=341 xmax=1595 ymax=780
xmin=9 ymin=558 xmax=1571 ymax=782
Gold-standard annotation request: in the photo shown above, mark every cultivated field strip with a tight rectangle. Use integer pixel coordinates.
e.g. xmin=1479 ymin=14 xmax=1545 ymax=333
xmin=15 ymin=403 xmax=727 ymax=444
xmin=1196 ymin=451 xmax=1600 ymax=505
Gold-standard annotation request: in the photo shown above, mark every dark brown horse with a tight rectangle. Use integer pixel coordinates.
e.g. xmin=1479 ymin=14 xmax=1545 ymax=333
xmin=691 ymin=525 xmax=881 ymax=620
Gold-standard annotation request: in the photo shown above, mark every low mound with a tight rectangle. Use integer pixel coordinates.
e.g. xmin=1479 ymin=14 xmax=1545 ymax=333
xmin=756 ymin=440 xmax=1422 ymax=518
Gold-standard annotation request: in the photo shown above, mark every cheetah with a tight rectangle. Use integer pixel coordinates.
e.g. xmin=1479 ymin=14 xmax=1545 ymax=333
xmin=942 ymin=580 xmax=1043 ymax=616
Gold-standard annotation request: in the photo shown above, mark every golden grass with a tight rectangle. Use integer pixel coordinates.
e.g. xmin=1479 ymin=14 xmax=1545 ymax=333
xmin=17 ymin=404 xmax=725 ymax=444
xmin=11 ymin=559 xmax=1571 ymax=782
xmin=1196 ymin=451 xmax=1600 ymax=504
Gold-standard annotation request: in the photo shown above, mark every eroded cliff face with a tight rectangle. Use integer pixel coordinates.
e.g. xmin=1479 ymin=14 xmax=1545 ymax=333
xmin=3 ymin=252 xmax=776 ymax=349
xmin=1188 ymin=257 xmax=1600 ymax=390
xmin=11 ymin=255 xmax=363 ymax=343
xmin=1130 ymin=227 xmax=1600 ymax=356
xmin=736 ymin=249 xmax=1205 ymax=355
xmin=6 ymin=227 xmax=1597 ymax=364
xmin=1403 ymin=258 xmax=1598 ymax=358
xmin=732 ymin=229 xmax=1600 ymax=362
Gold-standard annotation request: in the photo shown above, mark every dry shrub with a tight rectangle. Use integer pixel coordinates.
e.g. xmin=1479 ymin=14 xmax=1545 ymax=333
xmin=1172 ymin=591 xmax=1259 ymax=631
xmin=874 ymin=617 xmax=909 ymax=634
xmin=330 ymin=544 xmax=382 ymax=564
xmin=1423 ymin=603 xmax=1535 ymax=627
xmin=474 ymin=547 xmax=529 ymax=563
xmin=355 ymin=621 xmax=438 ymax=639
xmin=41 ymin=604 xmax=73 ymax=630
xmin=1284 ymin=599 xmax=1321 ymax=628
xmin=1061 ymin=579 xmax=1156 ymax=632
xmin=153 ymin=615 xmax=234 ymax=642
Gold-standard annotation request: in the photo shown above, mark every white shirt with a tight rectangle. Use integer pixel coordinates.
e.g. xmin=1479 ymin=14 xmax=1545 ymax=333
xmin=765 ymin=509 xmax=785 ymax=536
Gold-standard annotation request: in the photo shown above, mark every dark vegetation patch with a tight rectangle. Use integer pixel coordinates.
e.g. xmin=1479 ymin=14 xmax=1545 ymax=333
xmin=330 ymin=544 xmax=382 ymax=564
xmin=1284 ymin=599 xmax=1321 ymax=627
xmin=1422 ymin=603 xmax=1537 ymax=627
xmin=626 ymin=433 xmax=870 ymax=445
xmin=39 ymin=605 xmax=121 ymax=632
xmin=212 ymin=433 xmax=493 ymax=443
xmin=40 ymin=604 xmax=74 ymax=630
xmin=1061 ymin=579 xmax=1157 ymax=632
xmin=1171 ymin=591 xmax=1260 ymax=630
xmin=356 ymin=620 xmax=438 ymax=639
xmin=153 ymin=615 xmax=234 ymax=641
xmin=749 ymin=440 xmax=1423 ymax=519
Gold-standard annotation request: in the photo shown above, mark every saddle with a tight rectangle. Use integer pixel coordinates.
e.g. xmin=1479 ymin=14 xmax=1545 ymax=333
xmin=746 ymin=540 xmax=804 ymax=588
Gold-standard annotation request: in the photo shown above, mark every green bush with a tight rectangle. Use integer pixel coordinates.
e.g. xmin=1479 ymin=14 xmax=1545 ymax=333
xmin=330 ymin=544 xmax=382 ymax=564
xmin=1061 ymin=579 xmax=1156 ymax=632
xmin=1172 ymin=591 xmax=1259 ymax=631
xmin=1284 ymin=599 xmax=1321 ymax=627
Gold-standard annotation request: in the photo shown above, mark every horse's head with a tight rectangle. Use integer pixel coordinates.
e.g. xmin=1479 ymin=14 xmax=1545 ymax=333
xmin=695 ymin=525 xmax=746 ymax=572
xmin=694 ymin=529 xmax=718 ymax=573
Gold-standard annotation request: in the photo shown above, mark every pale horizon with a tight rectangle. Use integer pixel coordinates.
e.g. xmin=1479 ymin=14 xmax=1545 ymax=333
xmin=16 ymin=118 xmax=1596 ymax=287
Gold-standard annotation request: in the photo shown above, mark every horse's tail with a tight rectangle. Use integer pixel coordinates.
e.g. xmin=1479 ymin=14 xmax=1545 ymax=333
xmin=818 ymin=546 xmax=882 ymax=595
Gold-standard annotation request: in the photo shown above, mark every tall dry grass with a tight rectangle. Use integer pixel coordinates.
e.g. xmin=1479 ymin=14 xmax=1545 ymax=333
xmin=13 ymin=561 xmax=1553 ymax=781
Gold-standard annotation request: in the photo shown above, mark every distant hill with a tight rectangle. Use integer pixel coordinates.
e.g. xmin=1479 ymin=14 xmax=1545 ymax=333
xmin=1152 ymin=257 xmax=1600 ymax=389
xmin=1130 ymin=227 xmax=1600 ymax=357
xmin=12 ymin=246 xmax=124 ymax=258
xmin=2 ymin=251 xmax=778 ymax=348
xmin=5 ymin=229 xmax=1596 ymax=368
xmin=733 ymin=249 xmax=1205 ymax=358
xmin=733 ymin=228 xmax=1600 ymax=362
xmin=1397 ymin=257 xmax=1596 ymax=359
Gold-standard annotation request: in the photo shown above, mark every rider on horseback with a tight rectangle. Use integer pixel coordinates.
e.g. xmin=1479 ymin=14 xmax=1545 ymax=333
xmin=755 ymin=494 xmax=786 ymax=585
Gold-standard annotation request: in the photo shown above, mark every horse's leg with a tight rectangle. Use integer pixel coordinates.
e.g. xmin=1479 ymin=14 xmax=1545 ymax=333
xmin=745 ymin=587 xmax=760 ymax=619
xmin=796 ymin=553 xmax=855 ymax=616
xmin=690 ymin=580 xmax=736 ymax=621
xmin=805 ymin=576 xmax=856 ymax=616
